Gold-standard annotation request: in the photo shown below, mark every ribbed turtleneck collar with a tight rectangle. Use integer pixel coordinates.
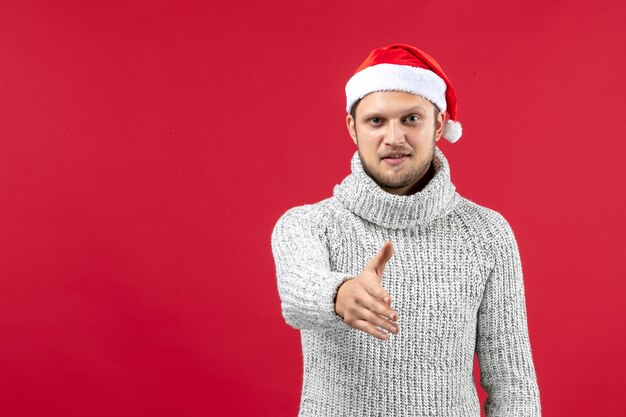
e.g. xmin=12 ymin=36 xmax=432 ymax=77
xmin=333 ymin=146 xmax=460 ymax=229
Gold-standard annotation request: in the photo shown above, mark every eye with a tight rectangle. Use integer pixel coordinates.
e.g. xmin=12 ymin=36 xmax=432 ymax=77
xmin=406 ymin=115 xmax=421 ymax=123
xmin=369 ymin=117 xmax=382 ymax=125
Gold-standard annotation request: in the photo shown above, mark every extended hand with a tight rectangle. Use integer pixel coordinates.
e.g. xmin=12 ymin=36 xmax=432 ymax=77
xmin=334 ymin=241 xmax=400 ymax=340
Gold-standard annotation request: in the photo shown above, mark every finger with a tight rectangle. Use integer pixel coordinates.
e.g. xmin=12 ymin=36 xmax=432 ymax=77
xmin=352 ymin=320 xmax=391 ymax=341
xmin=368 ymin=283 xmax=392 ymax=307
xmin=362 ymin=309 xmax=400 ymax=334
xmin=356 ymin=291 xmax=399 ymax=322
xmin=367 ymin=241 xmax=394 ymax=277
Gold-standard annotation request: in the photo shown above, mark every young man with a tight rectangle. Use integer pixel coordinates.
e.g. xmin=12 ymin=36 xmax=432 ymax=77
xmin=271 ymin=44 xmax=541 ymax=417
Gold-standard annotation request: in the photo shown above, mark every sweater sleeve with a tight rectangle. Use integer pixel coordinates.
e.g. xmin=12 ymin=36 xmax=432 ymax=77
xmin=270 ymin=205 xmax=354 ymax=331
xmin=476 ymin=214 xmax=541 ymax=417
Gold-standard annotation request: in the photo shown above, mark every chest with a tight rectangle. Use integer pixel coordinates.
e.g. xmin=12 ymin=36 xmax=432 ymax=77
xmin=326 ymin=215 xmax=491 ymax=324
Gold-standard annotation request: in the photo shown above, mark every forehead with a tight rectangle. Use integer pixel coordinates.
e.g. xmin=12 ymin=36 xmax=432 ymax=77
xmin=358 ymin=91 xmax=435 ymax=114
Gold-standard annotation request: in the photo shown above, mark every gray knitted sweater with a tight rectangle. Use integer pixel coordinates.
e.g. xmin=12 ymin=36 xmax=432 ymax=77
xmin=271 ymin=146 xmax=541 ymax=417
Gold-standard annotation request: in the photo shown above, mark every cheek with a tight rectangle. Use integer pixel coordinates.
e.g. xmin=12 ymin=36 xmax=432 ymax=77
xmin=358 ymin=129 xmax=382 ymax=145
xmin=358 ymin=146 xmax=382 ymax=168
xmin=358 ymin=137 xmax=379 ymax=154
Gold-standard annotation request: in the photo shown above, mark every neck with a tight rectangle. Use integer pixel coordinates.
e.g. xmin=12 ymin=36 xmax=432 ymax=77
xmin=333 ymin=146 xmax=460 ymax=229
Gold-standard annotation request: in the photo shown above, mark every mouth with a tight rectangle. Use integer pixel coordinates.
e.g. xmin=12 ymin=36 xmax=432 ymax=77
xmin=382 ymin=153 xmax=410 ymax=166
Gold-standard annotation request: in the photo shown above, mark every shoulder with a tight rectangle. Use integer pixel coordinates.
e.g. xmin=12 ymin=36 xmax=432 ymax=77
xmin=456 ymin=196 xmax=513 ymax=229
xmin=271 ymin=198 xmax=338 ymax=240
xmin=453 ymin=196 xmax=519 ymax=252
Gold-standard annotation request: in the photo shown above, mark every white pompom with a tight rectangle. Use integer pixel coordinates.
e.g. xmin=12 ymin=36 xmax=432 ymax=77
xmin=443 ymin=120 xmax=462 ymax=143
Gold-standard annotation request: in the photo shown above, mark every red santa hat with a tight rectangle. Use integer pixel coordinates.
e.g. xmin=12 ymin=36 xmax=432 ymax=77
xmin=345 ymin=43 xmax=462 ymax=143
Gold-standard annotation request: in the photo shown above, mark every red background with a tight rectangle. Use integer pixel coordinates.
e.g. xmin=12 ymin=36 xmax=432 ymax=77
xmin=1 ymin=1 xmax=624 ymax=416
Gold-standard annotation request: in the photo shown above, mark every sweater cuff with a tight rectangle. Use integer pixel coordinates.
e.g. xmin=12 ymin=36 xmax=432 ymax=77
xmin=319 ymin=271 xmax=354 ymax=329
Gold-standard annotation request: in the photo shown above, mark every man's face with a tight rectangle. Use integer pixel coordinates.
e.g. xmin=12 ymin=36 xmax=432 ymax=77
xmin=346 ymin=91 xmax=445 ymax=196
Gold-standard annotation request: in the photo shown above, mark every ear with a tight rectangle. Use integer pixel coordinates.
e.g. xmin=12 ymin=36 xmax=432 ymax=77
xmin=434 ymin=109 xmax=446 ymax=142
xmin=346 ymin=114 xmax=358 ymax=145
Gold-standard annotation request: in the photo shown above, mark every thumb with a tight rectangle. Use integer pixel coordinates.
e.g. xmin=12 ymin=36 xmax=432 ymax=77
xmin=367 ymin=240 xmax=394 ymax=278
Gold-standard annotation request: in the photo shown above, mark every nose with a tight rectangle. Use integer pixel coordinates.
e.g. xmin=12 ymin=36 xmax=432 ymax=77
xmin=385 ymin=120 xmax=406 ymax=145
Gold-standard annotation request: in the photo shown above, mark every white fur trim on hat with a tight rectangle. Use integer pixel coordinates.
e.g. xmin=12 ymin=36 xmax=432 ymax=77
xmin=345 ymin=63 xmax=447 ymax=114
xmin=443 ymin=120 xmax=462 ymax=143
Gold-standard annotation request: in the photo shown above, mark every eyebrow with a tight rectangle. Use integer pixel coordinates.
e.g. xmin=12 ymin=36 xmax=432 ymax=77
xmin=361 ymin=105 xmax=428 ymax=119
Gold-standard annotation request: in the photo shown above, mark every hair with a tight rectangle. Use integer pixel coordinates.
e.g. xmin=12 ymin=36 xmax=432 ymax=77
xmin=349 ymin=98 xmax=362 ymax=120
xmin=349 ymin=95 xmax=441 ymax=128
